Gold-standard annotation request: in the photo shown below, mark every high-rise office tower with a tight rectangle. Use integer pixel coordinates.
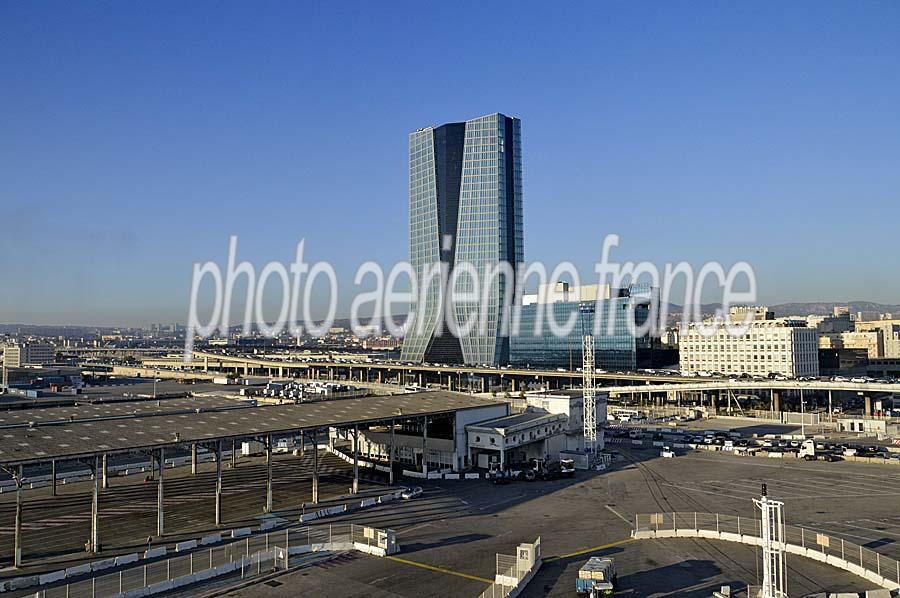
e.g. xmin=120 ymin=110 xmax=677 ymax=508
xmin=401 ymin=112 xmax=524 ymax=366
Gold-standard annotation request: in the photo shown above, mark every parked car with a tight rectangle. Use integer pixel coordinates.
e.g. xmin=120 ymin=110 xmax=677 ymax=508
xmin=401 ymin=486 xmax=423 ymax=500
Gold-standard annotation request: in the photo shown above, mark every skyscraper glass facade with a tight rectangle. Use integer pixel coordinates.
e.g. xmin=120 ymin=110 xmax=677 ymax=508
xmin=401 ymin=113 xmax=523 ymax=365
xmin=509 ymin=297 xmax=639 ymax=371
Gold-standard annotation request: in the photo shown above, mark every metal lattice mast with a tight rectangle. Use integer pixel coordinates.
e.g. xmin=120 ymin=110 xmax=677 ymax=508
xmin=582 ymin=335 xmax=596 ymax=456
xmin=753 ymin=485 xmax=788 ymax=598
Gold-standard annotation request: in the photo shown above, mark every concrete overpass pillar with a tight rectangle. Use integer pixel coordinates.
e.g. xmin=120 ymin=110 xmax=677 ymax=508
xmin=865 ymin=396 xmax=873 ymax=416
xmin=772 ymin=391 xmax=781 ymax=414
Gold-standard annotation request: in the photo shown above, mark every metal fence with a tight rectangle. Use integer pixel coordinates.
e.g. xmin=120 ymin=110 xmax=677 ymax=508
xmin=34 ymin=524 xmax=365 ymax=598
xmin=477 ymin=538 xmax=541 ymax=598
xmin=635 ymin=512 xmax=900 ymax=588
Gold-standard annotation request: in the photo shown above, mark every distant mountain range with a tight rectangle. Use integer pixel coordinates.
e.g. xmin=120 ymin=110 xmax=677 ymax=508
xmin=669 ymin=301 xmax=900 ymax=321
xmin=3 ymin=301 xmax=899 ymax=336
xmin=768 ymin=301 xmax=900 ymax=317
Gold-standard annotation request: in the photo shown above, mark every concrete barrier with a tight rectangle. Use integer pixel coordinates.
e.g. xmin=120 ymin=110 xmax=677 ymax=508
xmin=116 ymin=553 xmax=140 ymax=566
xmin=7 ymin=576 xmax=38 ymax=591
xmin=144 ymin=546 xmax=167 ymax=559
xmin=65 ymin=563 xmax=92 ymax=577
xmin=91 ymin=557 xmax=117 ymax=572
xmin=38 ymin=570 xmax=66 ymax=585
xmin=175 ymin=539 xmax=198 ymax=552
xmin=465 ymin=473 xmax=480 ymax=480
xmin=444 ymin=473 xmax=460 ymax=480
xmin=201 ymin=533 xmax=222 ymax=546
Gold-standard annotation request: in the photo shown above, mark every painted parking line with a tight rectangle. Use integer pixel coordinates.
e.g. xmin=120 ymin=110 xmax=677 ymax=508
xmin=384 ymin=555 xmax=493 ymax=584
xmin=547 ymin=537 xmax=634 ymax=561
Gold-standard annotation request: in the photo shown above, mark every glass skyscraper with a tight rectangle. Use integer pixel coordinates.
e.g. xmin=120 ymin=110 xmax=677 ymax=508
xmin=401 ymin=113 xmax=523 ymax=365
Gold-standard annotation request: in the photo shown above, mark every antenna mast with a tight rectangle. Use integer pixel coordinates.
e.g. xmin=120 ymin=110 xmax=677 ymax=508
xmin=753 ymin=484 xmax=788 ymax=598
xmin=582 ymin=335 xmax=596 ymax=458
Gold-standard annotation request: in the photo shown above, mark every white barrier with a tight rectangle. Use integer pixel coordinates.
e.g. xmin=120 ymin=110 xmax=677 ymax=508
xmin=231 ymin=527 xmax=251 ymax=538
xmin=175 ymin=539 xmax=197 ymax=552
xmin=144 ymin=547 xmax=167 ymax=559
xmin=116 ymin=553 xmax=140 ymax=566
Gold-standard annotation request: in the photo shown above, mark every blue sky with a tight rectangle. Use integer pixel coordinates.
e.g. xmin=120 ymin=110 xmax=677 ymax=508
xmin=2 ymin=1 xmax=899 ymax=326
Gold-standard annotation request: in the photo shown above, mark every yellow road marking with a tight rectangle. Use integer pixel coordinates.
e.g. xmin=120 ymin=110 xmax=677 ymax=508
xmin=546 ymin=537 xmax=635 ymax=561
xmin=385 ymin=555 xmax=494 ymax=584
xmin=384 ymin=537 xmax=633 ymax=583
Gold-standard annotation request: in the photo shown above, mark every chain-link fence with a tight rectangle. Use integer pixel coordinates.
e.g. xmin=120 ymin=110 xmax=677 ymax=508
xmin=34 ymin=524 xmax=371 ymax=598
xmin=635 ymin=512 xmax=900 ymax=588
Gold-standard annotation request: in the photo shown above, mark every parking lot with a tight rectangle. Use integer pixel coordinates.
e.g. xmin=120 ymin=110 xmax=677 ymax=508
xmin=220 ymin=443 xmax=900 ymax=597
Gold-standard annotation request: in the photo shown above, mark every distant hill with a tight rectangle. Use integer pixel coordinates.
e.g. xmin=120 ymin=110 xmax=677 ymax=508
xmin=769 ymin=301 xmax=900 ymax=317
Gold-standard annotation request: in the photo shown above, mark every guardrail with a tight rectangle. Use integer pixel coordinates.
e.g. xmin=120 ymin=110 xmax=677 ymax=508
xmin=30 ymin=523 xmax=396 ymax=598
xmin=633 ymin=512 xmax=900 ymax=591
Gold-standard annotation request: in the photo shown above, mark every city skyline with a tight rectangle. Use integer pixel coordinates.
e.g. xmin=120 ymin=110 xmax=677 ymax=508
xmin=3 ymin=2 xmax=900 ymax=327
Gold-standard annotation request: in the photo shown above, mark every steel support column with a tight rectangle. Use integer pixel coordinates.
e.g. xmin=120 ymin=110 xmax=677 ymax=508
xmin=91 ymin=456 xmax=100 ymax=552
xmin=51 ymin=459 xmax=57 ymax=497
xmin=215 ymin=441 xmax=222 ymax=526
xmin=191 ymin=443 xmax=198 ymax=475
xmin=265 ymin=435 xmax=273 ymax=513
xmin=312 ymin=429 xmax=319 ymax=504
xmin=352 ymin=425 xmax=359 ymax=495
xmin=101 ymin=453 xmax=109 ymax=490
xmin=389 ymin=419 xmax=395 ymax=486
xmin=13 ymin=468 xmax=22 ymax=568
xmin=157 ymin=448 xmax=165 ymax=537
xmin=422 ymin=417 xmax=429 ymax=476
xmin=231 ymin=439 xmax=237 ymax=469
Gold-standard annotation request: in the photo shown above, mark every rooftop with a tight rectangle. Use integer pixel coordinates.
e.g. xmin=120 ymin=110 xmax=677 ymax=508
xmin=0 ymin=391 xmax=500 ymax=466
xmin=467 ymin=411 xmax=564 ymax=432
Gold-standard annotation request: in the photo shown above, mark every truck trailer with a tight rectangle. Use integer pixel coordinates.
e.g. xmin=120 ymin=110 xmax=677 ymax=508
xmin=576 ymin=557 xmax=616 ymax=597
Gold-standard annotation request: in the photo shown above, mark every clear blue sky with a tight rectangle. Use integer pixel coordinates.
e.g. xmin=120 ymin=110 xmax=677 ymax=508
xmin=2 ymin=1 xmax=899 ymax=327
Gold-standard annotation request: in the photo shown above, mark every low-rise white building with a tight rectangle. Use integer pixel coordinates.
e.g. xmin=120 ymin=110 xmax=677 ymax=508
xmin=466 ymin=412 xmax=569 ymax=469
xmin=679 ymin=315 xmax=818 ymax=377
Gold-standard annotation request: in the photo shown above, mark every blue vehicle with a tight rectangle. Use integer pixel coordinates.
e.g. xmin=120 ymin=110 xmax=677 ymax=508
xmin=576 ymin=557 xmax=616 ymax=597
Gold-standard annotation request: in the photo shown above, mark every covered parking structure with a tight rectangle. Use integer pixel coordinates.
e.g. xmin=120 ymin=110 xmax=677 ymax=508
xmin=0 ymin=391 xmax=500 ymax=568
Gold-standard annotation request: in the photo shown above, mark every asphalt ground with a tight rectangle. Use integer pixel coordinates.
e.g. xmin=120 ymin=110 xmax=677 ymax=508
xmin=216 ymin=445 xmax=900 ymax=597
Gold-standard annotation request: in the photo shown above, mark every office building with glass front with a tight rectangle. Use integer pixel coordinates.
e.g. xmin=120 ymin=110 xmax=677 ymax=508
xmin=509 ymin=285 xmax=658 ymax=371
xmin=401 ymin=113 xmax=523 ymax=366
